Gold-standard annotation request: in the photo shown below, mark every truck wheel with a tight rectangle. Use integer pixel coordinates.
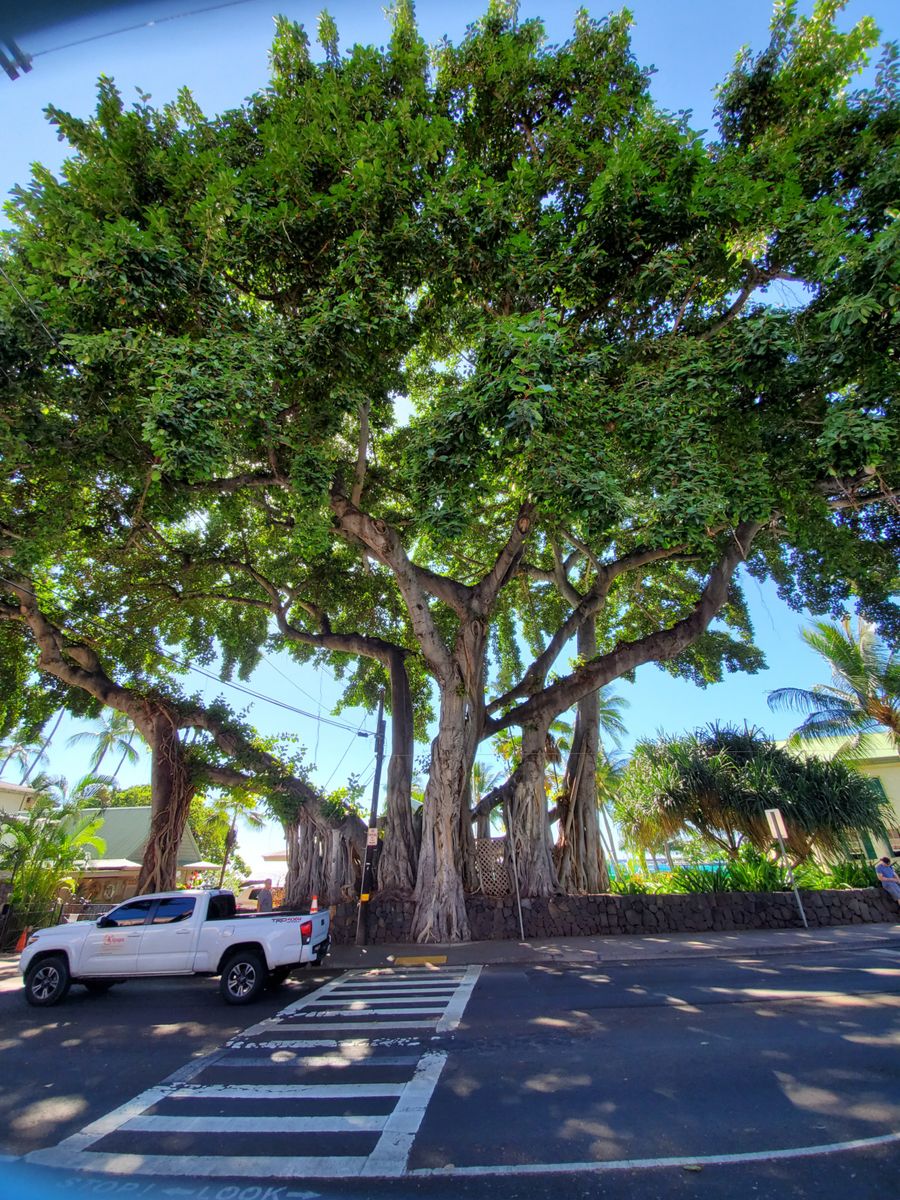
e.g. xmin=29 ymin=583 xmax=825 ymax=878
xmin=268 ymin=966 xmax=292 ymax=988
xmin=25 ymin=955 xmax=71 ymax=1007
xmin=220 ymin=951 xmax=268 ymax=1004
xmin=83 ymin=980 xmax=117 ymax=994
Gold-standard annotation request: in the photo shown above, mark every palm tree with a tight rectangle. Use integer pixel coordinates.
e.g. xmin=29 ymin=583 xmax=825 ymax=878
xmin=615 ymin=722 xmax=888 ymax=864
xmin=66 ymin=711 xmax=141 ymax=778
xmin=19 ymin=710 xmax=65 ymax=783
xmin=216 ymin=795 xmax=266 ymax=887
xmin=471 ymin=761 xmax=503 ymax=838
xmin=31 ymin=772 xmax=120 ymax=808
xmin=768 ymin=617 xmax=900 ymax=757
xmin=0 ymin=733 xmax=40 ymax=779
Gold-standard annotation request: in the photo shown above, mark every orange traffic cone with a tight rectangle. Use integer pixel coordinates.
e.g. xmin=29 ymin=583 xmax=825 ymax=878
xmin=310 ymin=894 xmax=318 ymax=913
xmin=15 ymin=927 xmax=30 ymax=954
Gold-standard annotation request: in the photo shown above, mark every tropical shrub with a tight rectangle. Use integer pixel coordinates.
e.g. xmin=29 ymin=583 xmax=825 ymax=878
xmin=615 ymin=724 xmax=890 ymax=863
xmin=665 ymin=866 xmax=733 ymax=893
xmin=725 ymin=847 xmax=791 ymax=892
xmin=607 ymin=871 xmax=653 ymax=895
xmin=0 ymin=796 xmax=104 ymax=927
xmin=822 ymin=861 xmax=880 ymax=889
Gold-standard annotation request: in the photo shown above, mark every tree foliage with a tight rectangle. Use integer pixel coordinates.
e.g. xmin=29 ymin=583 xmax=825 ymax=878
xmin=0 ymin=795 xmax=105 ymax=920
xmin=616 ymin=722 xmax=890 ymax=861
xmin=0 ymin=1 xmax=897 ymax=936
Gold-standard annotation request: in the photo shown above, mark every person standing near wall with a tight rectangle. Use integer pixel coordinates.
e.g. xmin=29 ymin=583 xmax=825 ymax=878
xmin=256 ymin=878 xmax=274 ymax=912
xmin=875 ymin=858 xmax=900 ymax=909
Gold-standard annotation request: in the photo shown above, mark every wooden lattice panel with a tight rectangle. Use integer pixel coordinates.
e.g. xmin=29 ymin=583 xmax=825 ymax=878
xmin=475 ymin=836 xmax=510 ymax=896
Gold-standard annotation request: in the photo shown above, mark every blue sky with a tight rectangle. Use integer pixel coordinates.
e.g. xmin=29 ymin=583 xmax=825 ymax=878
xmin=2 ymin=0 xmax=896 ymax=873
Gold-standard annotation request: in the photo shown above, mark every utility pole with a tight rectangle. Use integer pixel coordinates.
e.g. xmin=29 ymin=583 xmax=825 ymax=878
xmin=355 ymin=690 xmax=386 ymax=947
xmin=0 ymin=38 xmax=32 ymax=82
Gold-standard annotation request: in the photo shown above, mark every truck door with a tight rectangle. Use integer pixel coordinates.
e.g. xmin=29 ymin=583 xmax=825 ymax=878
xmin=81 ymin=897 xmax=156 ymax=975
xmin=135 ymin=895 xmax=197 ymax=973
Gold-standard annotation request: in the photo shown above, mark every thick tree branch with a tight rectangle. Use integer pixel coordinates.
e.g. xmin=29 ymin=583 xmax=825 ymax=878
xmin=351 ymin=400 xmax=371 ymax=509
xmin=3 ymin=575 xmax=158 ymax=739
xmin=331 ymin=489 xmax=458 ymax=683
xmin=180 ymin=705 xmax=327 ymax=822
xmin=487 ymin=521 xmax=764 ymax=734
xmin=187 ymin=472 xmax=281 ymax=494
xmin=470 ymin=502 xmax=535 ymax=616
xmin=487 ymin=542 xmax=687 ymax=716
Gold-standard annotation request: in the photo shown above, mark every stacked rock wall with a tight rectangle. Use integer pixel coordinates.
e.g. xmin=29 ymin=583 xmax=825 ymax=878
xmin=329 ymin=888 xmax=897 ymax=944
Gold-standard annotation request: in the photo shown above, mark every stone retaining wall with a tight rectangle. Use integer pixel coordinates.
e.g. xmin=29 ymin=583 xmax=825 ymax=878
xmin=330 ymin=888 xmax=898 ymax=944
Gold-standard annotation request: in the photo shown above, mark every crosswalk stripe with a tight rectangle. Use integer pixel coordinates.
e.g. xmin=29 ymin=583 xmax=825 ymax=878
xmin=306 ymin=996 xmax=451 ymax=1007
xmin=169 ymin=1082 xmax=404 ymax=1099
xmin=208 ymin=1055 xmax=420 ymax=1069
xmin=360 ymin=1051 xmax=447 ymax=1176
xmin=437 ymin=963 xmax=481 ymax=1032
xmin=327 ymin=989 xmax=458 ymax=998
xmin=293 ymin=1006 xmax=446 ymax=1017
xmin=124 ymin=1114 xmax=388 ymax=1134
xmin=227 ymin=1038 xmax=411 ymax=1049
xmin=27 ymin=1150 xmax=371 ymax=1178
xmin=332 ymin=981 xmax=461 ymax=989
xmin=262 ymin=1019 xmax=439 ymax=1031
xmin=25 ymin=965 xmax=483 ymax=1182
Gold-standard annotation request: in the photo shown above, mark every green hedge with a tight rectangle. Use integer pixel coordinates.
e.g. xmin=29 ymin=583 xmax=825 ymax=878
xmin=609 ymin=852 xmax=879 ymax=896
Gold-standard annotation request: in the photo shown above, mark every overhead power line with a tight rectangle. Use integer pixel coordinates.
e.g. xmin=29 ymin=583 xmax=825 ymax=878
xmin=3 ymin=0 xmax=264 ymax=75
xmin=0 ymin=574 xmax=375 ymax=739
xmin=169 ymin=654 xmax=374 ymax=737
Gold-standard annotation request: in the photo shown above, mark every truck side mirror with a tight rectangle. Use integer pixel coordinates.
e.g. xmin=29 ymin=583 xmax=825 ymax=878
xmin=96 ymin=915 xmax=111 ymax=928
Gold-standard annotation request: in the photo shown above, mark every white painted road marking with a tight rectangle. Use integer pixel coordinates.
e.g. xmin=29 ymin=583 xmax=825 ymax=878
xmin=211 ymin=1054 xmax=420 ymax=1068
xmin=26 ymin=966 xmax=482 ymax=1181
xmin=168 ymin=1081 xmax=406 ymax=1099
xmin=124 ymin=1114 xmax=390 ymax=1134
xmin=360 ymin=1052 xmax=447 ymax=1177
xmin=437 ymin=964 xmax=481 ymax=1032
xmin=407 ymin=1129 xmax=900 ymax=1177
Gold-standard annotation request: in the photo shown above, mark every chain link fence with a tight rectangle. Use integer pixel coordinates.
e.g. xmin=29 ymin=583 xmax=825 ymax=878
xmin=0 ymin=897 xmax=115 ymax=953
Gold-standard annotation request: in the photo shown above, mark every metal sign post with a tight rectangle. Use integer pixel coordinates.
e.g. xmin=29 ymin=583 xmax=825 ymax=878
xmin=765 ymin=807 xmax=808 ymax=929
xmin=355 ymin=691 xmax=386 ymax=947
xmin=503 ymin=803 xmax=526 ymax=942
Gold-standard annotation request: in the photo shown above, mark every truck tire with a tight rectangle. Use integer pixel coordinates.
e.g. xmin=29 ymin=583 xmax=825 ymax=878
xmin=220 ymin=950 xmax=268 ymax=1004
xmin=25 ymin=954 xmax=71 ymax=1007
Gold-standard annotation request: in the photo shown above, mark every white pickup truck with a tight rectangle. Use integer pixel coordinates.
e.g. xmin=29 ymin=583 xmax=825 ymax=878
xmin=19 ymin=888 xmax=330 ymax=1008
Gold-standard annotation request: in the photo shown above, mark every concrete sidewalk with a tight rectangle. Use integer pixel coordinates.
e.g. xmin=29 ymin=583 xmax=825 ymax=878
xmin=2 ymin=922 xmax=897 ymax=988
xmin=328 ymin=921 xmax=900 ymax=970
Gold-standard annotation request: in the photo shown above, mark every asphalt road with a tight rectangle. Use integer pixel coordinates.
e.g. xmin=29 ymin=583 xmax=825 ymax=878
xmin=0 ymin=963 xmax=339 ymax=1155
xmin=2 ymin=945 xmax=899 ymax=1200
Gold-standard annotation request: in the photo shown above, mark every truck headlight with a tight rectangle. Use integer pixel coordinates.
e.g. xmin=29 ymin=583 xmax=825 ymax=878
xmin=26 ymin=934 xmax=40 ymax=947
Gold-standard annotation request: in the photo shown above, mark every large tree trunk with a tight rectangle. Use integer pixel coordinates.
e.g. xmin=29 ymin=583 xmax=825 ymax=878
xmin=283 ymin=809 xmax=327 ymax=907
xmin=138 ymin=715 xmax=195 ymax=893
xmin=507 ymin=720 xmax=558 ymax=898
xmin=459 ymin=775 xmax=479 ymax=893
xmin=556 ymin=621 xmax=609 ymax=893
xmin=411 ymin=688 xmax=476 ymax=942
xmin=283 ymin=818 xmax=302 ymax=907
xmin=376 ymin=650 xmax=418 ymax=891
xmin=322 ymin=827 xmax=348 ymax=906
xmin=322 ymin=816 xmax=364 ymax=905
